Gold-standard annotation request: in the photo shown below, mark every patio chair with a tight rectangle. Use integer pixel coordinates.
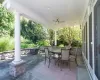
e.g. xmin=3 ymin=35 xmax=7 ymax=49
xmin=44 ymin=48 xmax=53 ymax=68
xmin=69 ymin=47 xmax=77 ymax=66
xmin=48 ymin=46 xmax=62 ymax=66
xmin=48 ymin=46 xmax=56 ymax=58
xmin=67 ymin=45 xmax=72 ymax=49
xmin=38 ymin=46 xmax=45 ymax=55
xmin=59 ymin=49 xmax=70 ymax=71
xmin=48 ymin=46 xmax=53 ymax=52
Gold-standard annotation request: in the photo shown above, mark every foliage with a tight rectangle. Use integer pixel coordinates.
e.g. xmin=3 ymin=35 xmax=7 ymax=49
xmin=71 ymin=40 xmax=82 ymax=47
xmin=21 ymin=36 xmax=32 ymax=43
xmin=47 ymin=29 xmax=54 ymax=45
xmin=58 ymin=44 xmax=64 ymax=47
xmin=0 ymin=4 xmax=14 ymax=52
xmin=0 ymin=37 xmax=14 ymax=52
xmin=21 ymin=43 xmax=36 ymax=49
xmin=21 ymin=18 xmax=46 ymax=43
xmin=0 ymin=4 xmax=49 ymax=51
xmin=21 ymin=39 xmax=50 ymax=49
xmin=0 ymin=4 xmax=14 ymax=37
xmin=21 ymin=36 xmax=36 ymax=48
xmin=36 ymin=40 xmax=50 ymax=46
xmin=58 ymin=26 xmax=82 ymax=47
xmin=0 ymin=0 xmax=4 ymax=3
xmin=57 ymin=40 xmax=68 ymax=46
xmin=58 ymin=27 xmax=73 ymax=44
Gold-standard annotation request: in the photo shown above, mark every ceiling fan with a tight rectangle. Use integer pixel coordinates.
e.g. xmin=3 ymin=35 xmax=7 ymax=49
xmin=53 ymin=18 xmax=65 ymax=24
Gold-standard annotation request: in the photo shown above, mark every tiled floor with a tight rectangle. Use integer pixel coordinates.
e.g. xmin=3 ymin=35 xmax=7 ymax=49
xmin=17 ymin=60 xmax=77 ymax=80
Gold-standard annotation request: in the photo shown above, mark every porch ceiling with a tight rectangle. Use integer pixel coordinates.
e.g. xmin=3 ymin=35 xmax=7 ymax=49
xmin=4 ymin=0 xmax=89 ymax=29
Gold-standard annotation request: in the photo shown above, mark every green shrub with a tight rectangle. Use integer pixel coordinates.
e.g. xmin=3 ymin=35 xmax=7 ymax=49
xmin=0 ymin=40 xmax=8 ymax=52
xmin=36 ymin=40 xmax=50 ymax=46
xmin=58 ymin=44 xmax=64 ymax=47
xmin=0 ymin=37 xmax=14 ymax=52
xmin=71 ymin=40 xmax=82 ymax=47
xmin=8 ymin=37 xmax=14 ymax=50
xmin=21 ymin=43 xmax=36 ymax=49
xmin=21 ymin=36 xmax=33 ymax=44
xmin=57 ymin=40 xmax=68 ymax=46
xmin=21 ymin=43 xmax=28 ymax=48
xmin=57 ymin=39 xmax=82 ymax=47
xmin=21 ymin=36 xmax=36 ymax=49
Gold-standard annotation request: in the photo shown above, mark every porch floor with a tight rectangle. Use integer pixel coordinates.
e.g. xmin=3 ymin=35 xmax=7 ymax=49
xmin=77 ymin=55 xmax=91 ymax=80
xmin=17 ymin=60 xmax=76 ymax=80
xmin=0 ymin=54 xmax=90 ymax=80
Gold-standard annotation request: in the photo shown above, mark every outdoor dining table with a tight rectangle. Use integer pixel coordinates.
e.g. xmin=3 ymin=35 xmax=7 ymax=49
xmin=50 ymin=49 xmax=61 ymax=55
xmin=51 ymin=48 xmax=71 ymax=55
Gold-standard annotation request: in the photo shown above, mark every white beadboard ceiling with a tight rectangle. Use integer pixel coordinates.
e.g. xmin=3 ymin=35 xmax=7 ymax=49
xmin=4 ymin=0 xmax=89 ymax=29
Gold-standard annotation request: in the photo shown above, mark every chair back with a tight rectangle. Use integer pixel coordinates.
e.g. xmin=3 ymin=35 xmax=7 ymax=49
xmin=39 ymin=46 xmax=45 ymax=51
xmin=65 ymin=46 xmax=71 ymax=49
xmin=77 ymin=48 xmax=82 ymax=55
xmin=61 ymin=49 xmax=69 ymax=60
xmin=44 ymin=48 xmax=49 ymax=57
xmin=48 ymin=46 xmax=53 ymax=51
xmin=70 ymin=48 xmax=77 ymax=56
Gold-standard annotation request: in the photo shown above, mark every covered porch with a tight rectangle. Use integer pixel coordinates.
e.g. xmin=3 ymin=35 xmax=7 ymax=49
xmin=1 ymin=0 xmax=96 ymax=80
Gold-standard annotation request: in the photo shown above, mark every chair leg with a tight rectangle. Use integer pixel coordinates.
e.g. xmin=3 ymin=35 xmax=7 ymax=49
xmin=45 ymin=55 xmax=46 ymax=64
xmin=68 ymin=60 xmax=71 ymax=70
xmin=60 ymin=60 xmax=63 ymax=71
xmin=75 ymin=58 xmax=77 ymax=66
xmin=66 ymin=61 xmax=68 ymax=66
xmin=48 ymin=57 xmax=51 ymax=68
xmin=58 ymin=60 xmax=60 ymax=66
xmin=55 ymin=59 xmax=57 ymax=65
xmin=55 ymin=59 xmax=59 ymax=66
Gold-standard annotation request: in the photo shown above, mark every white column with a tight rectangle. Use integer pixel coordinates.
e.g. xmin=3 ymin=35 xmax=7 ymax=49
xmin=92 ymin=8 xmax=95 ymax=80
xmin=13 ymin=11 xmax=21 ymax=62
xmin=54 ymin=30 xmax=57 ymax=46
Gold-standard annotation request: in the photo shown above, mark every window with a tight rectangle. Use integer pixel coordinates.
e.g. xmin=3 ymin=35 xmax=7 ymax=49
xmin=94 ymin=1 xmax=100 ymax=79
xmin=89 ymin=13 xmax=93 ymax=68
xmin=85 ymin=22 xmax=88 ymax=59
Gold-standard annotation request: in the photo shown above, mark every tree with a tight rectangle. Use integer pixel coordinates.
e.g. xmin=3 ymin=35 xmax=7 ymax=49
xmin=0 ymin=0 xmax=4 ymax=3
xmin=47 ymin=29 xmax=54 ymax=45
xmin=58 ymin=26 xmax=82 ymax=46
xmin=0 ymin=4 xmax=14 ymax=37
xmin=21 ymin=18 xmax=46 ymax=43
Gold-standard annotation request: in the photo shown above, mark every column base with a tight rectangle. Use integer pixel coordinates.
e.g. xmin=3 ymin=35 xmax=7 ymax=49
xmin=9 ymin=60 xmax=26 ymax=77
